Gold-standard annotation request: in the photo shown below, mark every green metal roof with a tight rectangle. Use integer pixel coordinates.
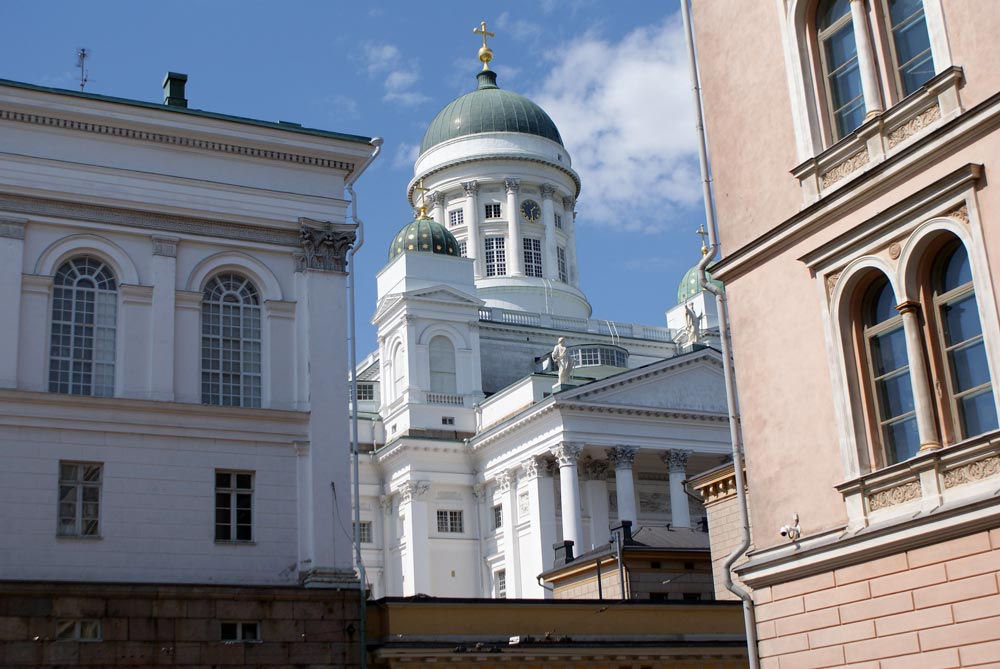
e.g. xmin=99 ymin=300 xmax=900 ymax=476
xmin=388 ymin=215 xmax=460 ymax=261
xmin=419 ymin=70 xmax=563 ymax=154
xmin=0 ymin=78 xmax=373 ymax=145
xmin=677 ymin=263 xmax=724 ymax=304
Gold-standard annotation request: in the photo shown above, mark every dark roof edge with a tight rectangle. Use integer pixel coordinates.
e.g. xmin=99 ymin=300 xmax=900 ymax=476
xmin=0 ymin=78 xmax=373 ymax=145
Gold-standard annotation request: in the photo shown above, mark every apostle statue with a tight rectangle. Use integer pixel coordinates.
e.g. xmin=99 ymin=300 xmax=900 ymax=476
xmin=551 ymin=336 xmax=573 ymax=385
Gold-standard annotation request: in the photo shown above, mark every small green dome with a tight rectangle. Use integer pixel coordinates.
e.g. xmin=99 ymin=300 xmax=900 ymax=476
xmin=677 ymin=263 xmax=724 ymax=304
xmin=420 ymin=70 xmax=564 ymax=154
xmin=388 ymin=215 xmax=460 ymax=261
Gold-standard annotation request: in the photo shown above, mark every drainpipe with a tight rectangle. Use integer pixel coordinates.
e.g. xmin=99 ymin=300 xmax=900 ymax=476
xmin=680 ymin=3 xmax=759 ymax=668
xmin=346 ymin=137 xmax=383 ymax=669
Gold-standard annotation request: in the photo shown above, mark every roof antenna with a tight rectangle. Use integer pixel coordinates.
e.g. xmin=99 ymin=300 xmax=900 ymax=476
xmin=76 ymin=48 xmax=89 ymax=91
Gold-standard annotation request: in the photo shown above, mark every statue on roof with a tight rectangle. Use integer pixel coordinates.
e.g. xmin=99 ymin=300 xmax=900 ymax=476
xmin=551 ymin=336 xmax=573 ymax=385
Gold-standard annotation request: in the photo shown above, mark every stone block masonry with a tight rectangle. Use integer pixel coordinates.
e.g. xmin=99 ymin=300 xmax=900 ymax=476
xmin=752 ymin=527 xmax=1000 ymax=668
xmin=0 ymin=582 xmax=362 ymax=667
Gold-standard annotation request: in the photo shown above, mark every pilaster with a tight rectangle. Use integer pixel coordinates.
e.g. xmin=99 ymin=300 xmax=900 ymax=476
xmin=0 ymin=218 xmax=26 ymax=389
xmin=582 ymin=459 xmax=610 ymax=552
xmin=399 ymin=480 xmax=431 ymax=595
xmin=17 ymin=273 xmax=50 ymax=392
xmin=149 ymin=235 xmax=178 ymax=401
xmin=520 ymin=456 xmax=555 ymax=598
xmin=496 ymin=469 xmax=521 ymax=598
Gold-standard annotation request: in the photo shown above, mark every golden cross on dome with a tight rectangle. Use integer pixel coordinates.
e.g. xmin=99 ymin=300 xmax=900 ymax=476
xmin=696 ymin=224 xmax=709 ymax=255
xmin=474 ymin=21 xmax=495 ymax=70
xmin=413 ymin=178 xmax=431 ymax=217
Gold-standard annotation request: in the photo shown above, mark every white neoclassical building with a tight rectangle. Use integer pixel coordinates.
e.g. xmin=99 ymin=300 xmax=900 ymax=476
xmin=353 ymin=46 xmax=732 ymax=600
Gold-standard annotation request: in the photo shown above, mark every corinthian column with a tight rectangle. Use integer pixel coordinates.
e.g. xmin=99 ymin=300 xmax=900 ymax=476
xmin=896 ymin=302 xmax=940 ymax=453
xmin=429 ymin=191 xmax=446 ymax=226
xmin=662 ymin=450 xmax=692 ymax=529
xmin=462 ymin=181 xmax=483 ymax=279
xmin=540 ymin=184 xmax=559 ymax=280
xmin=607 ymin=446 xmax=639 ymax=525
xmin=552 ymin=442 xmax=584 ymax=548
xmin=505 ymin=178 xmax=524 ymax=276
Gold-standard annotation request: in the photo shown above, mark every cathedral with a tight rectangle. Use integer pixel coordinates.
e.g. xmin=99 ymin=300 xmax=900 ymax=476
xmin=353 ymin=33 xmax=732 ymax=600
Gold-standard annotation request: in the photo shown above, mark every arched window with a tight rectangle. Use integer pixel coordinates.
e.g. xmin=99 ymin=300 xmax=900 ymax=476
xmin=817 ymin=0 xmax=865 ymax=140
xmin=392 ymin=343 xmax=406 ymax=400
xmin=885 ymin=0 xmax=934 ymax=96
xmin=201 ymin=273 xmax=262 ymax=408
xmin=428 ymin=336 xmax=457 ymax=394
xmin=49 ymin=257 xmax=117 ymax=397
xmin=932 ymin=243 xmax=998 ymax=438
xmin=862 ymin=277 xmax=919 ymax=464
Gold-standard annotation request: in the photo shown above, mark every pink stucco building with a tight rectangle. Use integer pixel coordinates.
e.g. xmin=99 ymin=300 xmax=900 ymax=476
xmin=690 ymin=0 xmax=1000 ymax=666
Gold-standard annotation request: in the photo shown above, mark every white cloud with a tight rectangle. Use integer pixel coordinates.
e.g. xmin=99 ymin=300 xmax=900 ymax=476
xmin=392 ymin=142 xmax=419 ymax=170
xmin=361 ymin=42 xmax=430 ymax=107
xmin=496 ymin=11 xmax=542 ymax=43
xmin=528 ymin=17 xmax=701 ymax=233
xmin=331 ymin=95 xmax=359 ymax=117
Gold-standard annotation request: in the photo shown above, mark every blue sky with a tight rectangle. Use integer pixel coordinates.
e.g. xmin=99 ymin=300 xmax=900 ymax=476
xmin=1 ymin=1 xmax=707 ymax=348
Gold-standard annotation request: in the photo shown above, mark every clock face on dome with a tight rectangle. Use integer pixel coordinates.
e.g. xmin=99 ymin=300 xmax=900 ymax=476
xmin=520 ymin=199 xmax=541 ymax=222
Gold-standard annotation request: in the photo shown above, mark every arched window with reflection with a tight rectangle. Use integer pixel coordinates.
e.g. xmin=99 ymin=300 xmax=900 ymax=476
xmin=201 ymin=273 xmax=262 ymax=408
xmin=428 ymin=336 xmax=457 ymax=394
xmin=817 ymin=0 xmax=864 ymax=140
xmin=863 ymin=277 xmax=919 ymax=464
xmin=49 ymin=257 xmax=118 ymax=397
xmin=932 ymin=243 xmax=998 ymax=438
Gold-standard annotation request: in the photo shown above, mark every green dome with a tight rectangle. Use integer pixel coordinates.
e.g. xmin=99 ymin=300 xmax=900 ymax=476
xmin=419 ymin=70 xmax=564 ymax=154
xmin=388 ymin=215 xmax=460 ymax=261
xmin=677 ymin=263 xmax=724 ymax=304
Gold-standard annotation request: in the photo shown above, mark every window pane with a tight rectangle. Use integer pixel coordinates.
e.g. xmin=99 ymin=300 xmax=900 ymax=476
xmin=242 ymin=623 xmax=259 ymax=641
xmin=221 ymin=622 xmax=238 ymax=640
xmin=941 ymin=245 xmax=972 ymax=292
xmin=942 ymin=294 xmax=983 ymax=345
xmin=825 ymin=26 xmax=858 ymax=74
xmin=960 ymin=389 xmax=999 ymax=437
xmin=871 ymin=328 xmax=908 ymax=376
xmin=818 ymin=0 xmax=851 ymax=29
xmin=885 ymin=415 xmax=920 ymax=464
xmin=949 ymin=340 xmax=991 ymax=393
xmin=877 ymin=370 xmax=915 ymax=419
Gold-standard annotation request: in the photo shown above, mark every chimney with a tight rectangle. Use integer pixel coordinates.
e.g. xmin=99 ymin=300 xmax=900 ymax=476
xmin=552 ymin=539 xmax=575 ymax=566
xmin=162 ymin=72 xmax=188 ymax=108
xmin=613 ymin=520 xmax=634 ymax=545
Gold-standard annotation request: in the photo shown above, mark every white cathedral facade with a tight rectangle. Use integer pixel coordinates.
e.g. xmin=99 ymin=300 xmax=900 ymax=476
xmin=353 ymin=54 xmax=733 ymax=600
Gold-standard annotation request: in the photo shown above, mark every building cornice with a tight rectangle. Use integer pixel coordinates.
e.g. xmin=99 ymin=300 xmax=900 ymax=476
xmin=410 ymin=154 xmax=582 ymax=199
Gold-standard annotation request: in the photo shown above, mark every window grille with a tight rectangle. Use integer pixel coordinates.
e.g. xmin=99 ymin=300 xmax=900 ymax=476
xmin=571 ymin=346 xmax=628 ymax=368
xmin=436 ymin=509 xmax=464 ymax=533
xmin=557 ymin=246 xmax=568 ymax=282
xmin=496 ymin=570 xmax=507 ymax=599
xmin=449 ymin=209 xmax=464 ymax=227
xmin=555 ymin=213 xmax=563 ymax=229
xmin=484 ymin=237 xmax=506 ymax=277
xmin=201 ymin=273 xmax=262 ymax=407
xmin=49 ymin=257 xmax=117 ymax=397
xmin=459 ymin=240 xmax=468 ymax=257
xmin=493 ymin=504 xmax=503 ymax=530
xmin=57 ymin=462 xmax=101 ymax=537
xmin=484 ymin=203 xmax=501 ymax=219
xmin=355 ymin=383 xmax=375 ymax=401
xmin=355 ymin=520 xmax=374 ymax=544
xmin=523 ymin=238 xmax=543 ymax=277
xmin=215 ymin=471 xmax=253 ymax=542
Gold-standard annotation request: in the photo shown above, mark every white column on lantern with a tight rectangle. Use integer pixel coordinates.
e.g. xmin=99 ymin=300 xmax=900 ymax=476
xmin=562 ymin=197 xmax=580 ymax=287
xmin=505 ymin=178 xmax=524 ymax=276
xmin=462 ymin=181 xmax=483 ymax=279
xmin=540 ymin=184 xmax=559 ymax=280
xmin=429 ymin=191 xmax=446 ymax=226
xmin=608 ymin=446 xmax=639 ymax=525
xmin=662 ymin=450 xmax=692 ymax=529
xmin=552 ymin=442 xmax=584 ymax=548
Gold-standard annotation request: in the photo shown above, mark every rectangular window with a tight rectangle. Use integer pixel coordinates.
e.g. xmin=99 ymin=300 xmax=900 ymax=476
xmin=484 ymin=237 xmax=506 ymax=277
xmin=215 ymin=471 xmax=253 ymax=542
xmin=484 ymin=203 xmax=501 ymax=219
xmin=496 ymin=570 xmax=507 ymax=599
xmin=221 ymin=621 xmax=259 ymax=642
xmin=56 ymin=619 xmax=101 ymax=642
xmin=355 ymin=520 xmax=373 ymax=544
xmin=557 ymin=246 xmax=568 ymax=283
xmin=441 ymin=416 xmax=455 ymax=426
xmin=355 ymin=382 xmax=375 ymax=401
xmin=554 ymin=213 xmax=563 ymax=229
xmin=58 ymin=462 xmax=101 ymax=537
xmin=523 ymin=238 xmax=543 ymax=278
xmin=493 ymin=504 xmax=503 ymax=530
xmin=459 ymin=240 xmax=468 ymax=257
xmin=436 ymin=509 xmax=464 ymax=533
xmin=448 ymin=209 xmax=464 ymax=227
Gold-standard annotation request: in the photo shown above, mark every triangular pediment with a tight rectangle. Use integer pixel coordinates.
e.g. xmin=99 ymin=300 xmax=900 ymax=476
xmin=403 ymin=285 xmax=482 ymax=305
xmin=564 ymin=351 xmax=727 ymax=414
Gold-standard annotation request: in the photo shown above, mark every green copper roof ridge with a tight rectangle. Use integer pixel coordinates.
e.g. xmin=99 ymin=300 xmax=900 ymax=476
xmin=0 ymin=78 xmax=373 ymax=145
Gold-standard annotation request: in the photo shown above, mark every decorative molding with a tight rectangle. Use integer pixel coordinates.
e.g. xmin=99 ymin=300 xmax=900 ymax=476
xmin=886 ymin=104 xmax=941 ymax=149
xmin=582 ymin=458 xmax=609 ymax=481
xmin=540 ymin=184 xmax=557 ymax=199
xmin=820 ymin=149 xmax=870 ymax=188
xmin=867 ymin=481 xmax=921 ymax=511
xmin=551 ymin=442 xmax=583 ymax=467
xmin=825 ymin=271 xmax=841 ymax=302
xmin=293 ymin=440 xmax=310 ymax=456
xmin=496 ymin=469 xmax=515 ymax=493
xmin=461 ymin=180 xmax=480 ymax=196
xmin=0 ymin=193 xmax=301 ymax=247
xmin=662 ymin=449 xmax=692 ymax=473
xmin=562 ymin=196 xmax=574 ymax=211
xmin=151 ymin=235 xmax=179 ymax=258
xmin=887 ymin=242 xmax=901 ymax=260
xmin=379 ymin=494 xmax=393 ymax=514
xmin=503 ymin=177 xmax=520 ymax=194
xmin=607 ymin=445 xmax=639 ymax=469
xmin=428 ymin=191 xmax=445 ymax=207
xmin=0 ymin=217 xmax=27 ymax=240
xmin=943 ymin=455 xmax=1000 ymax=489
xmin=399 ymin=480 xmax=430 ymax=504
xmin=0 ymin=107 xmax=355 ymax=172
xmin=293 ymin=218 xmax=356 ymax=273
xmin=518 ymin=491 xmax=530 ymax=518
xmin=946 ymin=203 xmax=970 ymax=225
xmin=521 ymin=455 xmax=552 ymax=480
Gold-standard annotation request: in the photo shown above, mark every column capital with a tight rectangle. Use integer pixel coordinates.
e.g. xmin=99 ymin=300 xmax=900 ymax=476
xmin=662 ymin=449 xmax=692 ymax=473
xmin=379 ymin=494 xmax=394 ymax=514
xmin=562 ymin=196 xmax=575 ymax=211
xmin=504 ymin=177 xmax=520 ymax=194
xmin=522 ymin=455 xmax=553 ymax=480
xmin=472 ymin=482 xmax=487 ymax=499
xmin=582 ymin=458 xmax=609 ymax=481
xmin=607 ymin=445 xmax=639 ymax=469
xmin=399 ymin=480 xmax=430 ymax=504
xmin=461 ymin=180 xmax=480 ymax=196
xmin=429 ymin=191 xmax=445 ymax=207
xmin=0 ymin=217 xmax=27 ymax=240
xmin=496 ymin=469 xmax=517 ymax=493
xmin=895 ymin=301 xmax=922 ymax=316
xmin=540 ymin=183 xmax=557 ymax=199
xmin=551 ymin=442 xmax=584 ymax=467
xmin=293 ymin=218 xmax=356 ymax=273
xmin=151 ymin=235 xmax=179 ymax=258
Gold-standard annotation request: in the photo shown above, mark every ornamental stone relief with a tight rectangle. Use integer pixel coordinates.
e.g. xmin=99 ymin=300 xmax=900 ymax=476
xmin=639 ymin=491 xmax=669 ymax=513
xmin=825 ymin=272 xmax=841 ymax=303
xmin=518 ymin=492 xmax=530 ymax=518
xmin=943 ymin=455 xmax=1000 ymax=489
xmin=821 ymin=149 xmax=870 ymax=189
xmin=867 ymin=480 xmax=921 ymax=511
xmin=399 ymin=480 xmax=431 ymax=504
xmin=294 ymin=220 xmax=357 ymax=273
xmin=946 ymin=203 xmax=970 ymax=225
xmin=887 ymin=104 xmax=941 ymax=149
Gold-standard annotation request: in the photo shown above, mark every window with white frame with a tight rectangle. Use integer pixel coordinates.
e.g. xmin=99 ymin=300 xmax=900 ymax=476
xmin=449 ymin=209 xmax=464 ymax=227
xmin=885 ymin=0 xmax=934 ymax=97
xmin=429 ymin=336 xmax=457 ymax=394
xmin=436 ymin=509 xmax=463 ymax=533
xmin=554 ymin=213 xmax=563 ymax=229
xmin=557 ymin=246 xmax=568 ymax=283
xmin=492 ymin=504 xmax=503 ymax=530
xmin=571 ymin=346 xmax=629 ymax=368
xmin=201 ymin=273 xmax=262 ymax=408
xmin=221 ymin=621 xmax=259 ymax=642
xmin=355 ymin=520 xmax=374 ymax=544
xmin=56 ymin=619 xmax=101 ymax=642
xmin=817 ymin=0 xmax=866 ymax=140
xmin=355 ymin=382 xmax=375 ymax=401
xmin=484 ymin=236 xmax=506 ymax=277
xmin=459 ymin=240 xmax=468 ymax=257
xmin=57 ymin=462 xmax=101 ymax=537
xmin=49 ymin=257 xmax=117 ymax=397
xmin=495 ymin=569 xmax=507 ymax=599
xmin=392 ymin=343 xmax=406 ymax=400
xmin=484 ymin=203 xmax=501 ymax=219
xmin=523 ymin=238 xmax=543 ymax=278
xmin=215 ymin=471 xmax=253 ymax=542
